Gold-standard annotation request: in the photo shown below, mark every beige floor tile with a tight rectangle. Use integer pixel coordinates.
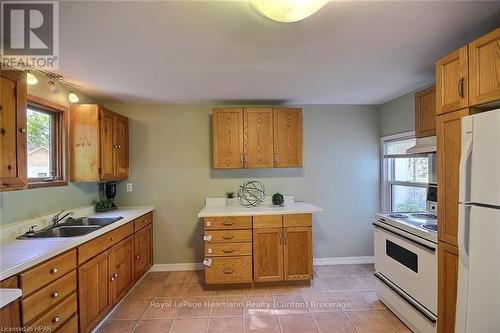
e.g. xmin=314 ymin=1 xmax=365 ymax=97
xmin=278 ymin=313 xmax=319 ymax=333
xmin=273 ymin=294 xmax=308 ymax=315
xmin=359 ymin=264 xmax=375 ymax=274
xmin=359 ymin=291 xmax=387 ymax=310
xmin=128 ymin=280 xmax=164 ymax=300
xmin=299 ymin=278 xmax=329 ymax=293
xmin=186 ymin=282 xmax=216 ymax=297
xmin=111 ymin=299 xmax=149 ymax=320
xmin=208 ymin=316 xmax=243 ymax=333
xmin=142 ymin=272 xmax=170 ymax=284
xmin=322 ymin=277 xmax=355 ymax=291
xmin=142 ymin=299 xmax=179 ymax=319
xmin=331 ymin=291 xmax=372 ymax=310
xmin=346 ymin=276 xmax=375 ymax=291
xmin=302 ymin=292 xmax=339 ymax=312
xmin=169 ymin=318 xmax=209 ymax=333
xmin=271 ymin=286 xmax=301 ymax=295
xmin=210 ymin=297 xmax=244 ymax=317
xmin=243 ymin=287 xmax=272 ymax=297
xmin=243 ymin=295 xmax=276 ymax=316
xmin=97 ymin=320 xmax=137 ymax=333
xmin=214 ymin=288 xmax=243 ymax=297
xmin=176 ymin=297 xmax=212 ymax=318
xmin=344 ymin=310 xmax=396 ymax=332
xmin=190 ymin=270 xmax=204 ymax=283
xmin=314 ymin=265 xmax=345 ymax=277
xmin=377 ymin=309 xmax=412 ymax=332
xmin=155 ymin=283 xmax=189 ymax=298
xmin=133 ymin=319 xmax=173 ymax=332
xmin=244 ymin=316 xmax=280 ymax=333
xmin=165 ymin=271 xmax=194 ymax=283
xmin=312 ymin=312 xmax=357 ymax=333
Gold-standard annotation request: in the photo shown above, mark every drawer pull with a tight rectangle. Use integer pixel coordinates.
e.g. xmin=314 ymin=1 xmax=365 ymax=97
xmin=222 ymin=222 xmax=234 ymax=226
xmin=144 ymin=219 xmax=148 ymax=223
xmin=223 ymin=248 xmax=234 ymax=253
xmin=111 ymin=276 xmax=115 ymax=281
xmin=51 ymin=292 xmax=59 ymax=298
xmin=111 ymin=237 xmax=116 ymax=241
xmin=113 ymin=273 xmax=118 ymax=278
xmin=52 ymin=316 xmax=60 ymax=323
xmin=136 ymin=255 xmax=140 ymax=260
xmin=223 ymin=269 xmax=234 ymax=274
xmin=50 ymin=268 xmax=58 ymax=274
xmin=222 ymin=235 xmax=234 ymax=240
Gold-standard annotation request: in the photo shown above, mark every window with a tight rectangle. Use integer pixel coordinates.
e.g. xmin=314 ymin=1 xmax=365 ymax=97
xmin=381 ymin=133 xmax=434 ymax=212
xmin=27 ymin=96 xmax=67 ymax=188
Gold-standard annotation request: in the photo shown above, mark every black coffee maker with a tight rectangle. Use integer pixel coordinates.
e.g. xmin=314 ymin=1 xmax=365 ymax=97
xmin=105 ymin=182 xmax=118 ymax=210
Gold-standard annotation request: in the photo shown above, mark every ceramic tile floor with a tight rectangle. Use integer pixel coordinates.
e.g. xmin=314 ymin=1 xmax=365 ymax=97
xmin=97 ymin=264 xmax=411 ymax=333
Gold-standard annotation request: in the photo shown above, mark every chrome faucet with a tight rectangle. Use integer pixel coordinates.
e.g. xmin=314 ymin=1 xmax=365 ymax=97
xmin=51 ymin=210 xmax=73 ymax=225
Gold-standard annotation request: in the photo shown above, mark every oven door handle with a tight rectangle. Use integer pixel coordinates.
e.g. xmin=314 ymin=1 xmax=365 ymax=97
xmin=374 ymin=272 xmax=437 ymax=324
xmin=373 ymin=222 xmax=436 ymax=252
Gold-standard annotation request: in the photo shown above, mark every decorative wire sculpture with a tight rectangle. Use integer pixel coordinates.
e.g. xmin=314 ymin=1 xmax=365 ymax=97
xmin=237 ymin=181 xmax=266 ymax=207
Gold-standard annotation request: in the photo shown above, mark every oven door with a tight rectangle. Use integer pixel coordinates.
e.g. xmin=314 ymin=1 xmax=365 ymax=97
xmin=373 ymin=221 xmax=437 ymax=315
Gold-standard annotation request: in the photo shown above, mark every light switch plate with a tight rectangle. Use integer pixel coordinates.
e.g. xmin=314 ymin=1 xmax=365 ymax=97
xmin=126 ymin=183 xmax=133 ymax=192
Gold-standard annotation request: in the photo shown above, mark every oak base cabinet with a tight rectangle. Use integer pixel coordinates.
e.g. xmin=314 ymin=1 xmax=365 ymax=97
xmin=134 ymin=223 xmax=153 ymax=281
xmin=437 ymin=242 xmax=459 ymax=333
xmin=0 ymin=276 xmax=21 ymax=330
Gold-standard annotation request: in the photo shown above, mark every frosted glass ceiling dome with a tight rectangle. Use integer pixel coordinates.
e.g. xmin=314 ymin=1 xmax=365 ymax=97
xmin=251 ymin=0 xmax=329 ymax=22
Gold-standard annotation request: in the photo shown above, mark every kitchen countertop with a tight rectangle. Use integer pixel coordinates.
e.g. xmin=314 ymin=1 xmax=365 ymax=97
xmin=198 ymin=200 xmax=323 ymax=217
xmin=0 ymin=288 xmax=22 ymax=308
xmin=0 ymin=206 xmax=154 ymax=281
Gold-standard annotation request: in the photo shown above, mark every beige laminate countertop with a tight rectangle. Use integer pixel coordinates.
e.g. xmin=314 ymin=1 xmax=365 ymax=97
xmin=198 ymin=201 xmax=323 ymax=217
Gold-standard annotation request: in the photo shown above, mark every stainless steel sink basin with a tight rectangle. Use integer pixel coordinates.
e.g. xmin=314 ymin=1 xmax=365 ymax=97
xmin=66 ymin=216 xmax=123 ymax=227
xmin=19 ymin=225 xmax=101 ymax=238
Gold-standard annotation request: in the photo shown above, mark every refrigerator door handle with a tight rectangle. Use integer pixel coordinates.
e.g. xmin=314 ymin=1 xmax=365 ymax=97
xmin=459 ymin=119 xmax=473 ymax=203
xmin=458 ymin=204 xmax=471 ymax=268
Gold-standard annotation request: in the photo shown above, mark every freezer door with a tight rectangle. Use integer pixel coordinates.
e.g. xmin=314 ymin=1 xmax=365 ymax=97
xmin=469 ymin=109 xmax=500 ymax=206
xmin=461 ymin=205 xmax=500 ymax=332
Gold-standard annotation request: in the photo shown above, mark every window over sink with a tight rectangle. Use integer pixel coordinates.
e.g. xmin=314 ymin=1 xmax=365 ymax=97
xmin=381 ymin=133 xmax=435 ymax=212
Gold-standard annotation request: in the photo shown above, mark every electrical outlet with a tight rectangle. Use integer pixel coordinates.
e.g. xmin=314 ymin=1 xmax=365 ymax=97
xmin=126 ymin=183 xmax=133 ymax=192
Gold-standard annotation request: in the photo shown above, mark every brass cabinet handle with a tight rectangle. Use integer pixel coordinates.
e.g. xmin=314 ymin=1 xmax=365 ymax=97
xmin=111 ymin=237 xmax=116 ymax=241
xmin=50 ymin=268 xmax=58 ymax=274
xmin=51 ymin=292 xmax=59 ymax=299
xmin=19 ymin=128 xmax=27 ymax=133
xmin=113 ymin=273 xmax=118 ymax=278
xmin=222 ymin=248 xmax=234 ymax=253
xmin=52 ymin=316 xmax=60 ymax=323
xmin=223 ymin=268 xmax=234 ymax=274
xmin=222 ymin=235 xmax=234 ymax=240
xmin=111 ymin=276 xmax=115 ymax=281
xmin=222 ymin=222 xmax=234 ymax=226
xmin=457 ymin=77 xmax=465 ymax=98
xmin=136 ymin=256 xmax=140 ymax=260
xmin=144 ymin=219 xmax=147 ymax=223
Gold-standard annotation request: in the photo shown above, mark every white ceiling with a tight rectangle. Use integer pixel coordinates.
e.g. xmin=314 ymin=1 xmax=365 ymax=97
xmin=59 ymin=1 xmax=500 ymax=105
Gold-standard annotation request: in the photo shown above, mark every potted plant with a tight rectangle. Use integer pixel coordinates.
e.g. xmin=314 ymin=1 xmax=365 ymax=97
xmin=95 ymin=199 xmax=113 ymax=212
xmin=226 ymin=192 xmax=238 ymax=206
xmin=272 ymin=192 xmax=284 ymax=207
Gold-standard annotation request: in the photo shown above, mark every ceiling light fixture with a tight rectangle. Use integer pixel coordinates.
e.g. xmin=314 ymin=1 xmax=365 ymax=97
xmin=68 ymin=91 xmax=79 ymax=103
xmin=26 ymin=71 xmax=38 ymax=85
xmin=251 ymin=0 xmax=329 ymax=22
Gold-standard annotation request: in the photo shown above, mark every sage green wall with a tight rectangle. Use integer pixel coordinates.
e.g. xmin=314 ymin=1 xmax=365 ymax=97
xmin=379 ymin=91 xmax=415 ymax=136
xmin=0 ymin=72 xmax=99 ymax=226
xmin=106 ymin=104 xmax=381 ymax=263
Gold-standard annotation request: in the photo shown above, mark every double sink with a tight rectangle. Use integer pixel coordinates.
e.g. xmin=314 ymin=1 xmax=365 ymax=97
xmin=18 ymin=216 xmax=123 ymax=239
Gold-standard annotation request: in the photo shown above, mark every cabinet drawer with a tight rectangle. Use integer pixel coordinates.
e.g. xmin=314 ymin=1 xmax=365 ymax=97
xmin=78 ymin=223 xmax=134 ymax=264
xmin=21 ymin=270 xmax=77 ymax=325
xmin=20 ymin=250 xmax=76 ymax=296
xmin=56 ymin=314 xmax=78 ymax=333
xmin=134 ymin=212 xmax=153 ymax=232
xmin=283 ymin=214 xmax=312 ymax=227
xmin=204 ymin=216 xmax=252 ymax=230
xmin=205 ymin=256 xmax=252 ymax=284
xmin=26 ymin=292 xmax=76 ymax=332
xmin=205 ymin=243 xmax=252 ymax=257
xmin=253 ymin=215 xmax=282 ymax=228
xmin=205 ymin=230 xmax=252 ymax=243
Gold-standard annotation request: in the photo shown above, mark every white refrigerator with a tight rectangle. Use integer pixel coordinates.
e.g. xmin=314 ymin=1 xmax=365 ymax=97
xmin=455 ymin=108 xmax=500 ymax=333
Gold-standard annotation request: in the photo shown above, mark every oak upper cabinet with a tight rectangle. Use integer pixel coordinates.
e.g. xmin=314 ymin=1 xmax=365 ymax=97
xmin=415 ymin=85 xmax=437 ymax=138
xmin=273 ymin=108 xmax=303 ymax=168
xmin=244 ymin=108 xmax=274 ymax=168
xmin=468 ymin=27 xmax=500 ymax=106
xmin=134 ymin=223 xmax=153 ymax=281
xmin=437 ymin=242 xmax=459 ymax=333
xmin=436 ymin=46 xmax=469 ymax=114
xmin=70 ymin=104 xmax=129 ymax=182
xmin=78 ymin=251 xmax=111 ymax=333
xmin=109 ymin=236 xmax=134 ymax=304
xmin=212 ymin=108 xmax=244 ymax=168
xmin=0 ymin=67 xmax=27 ymax=191
xmin=253 ymin=227 xmax=284 ymax=282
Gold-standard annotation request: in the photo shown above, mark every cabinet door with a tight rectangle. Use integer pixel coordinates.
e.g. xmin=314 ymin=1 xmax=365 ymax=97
xmin=78 ymin=251 xmax=111 ymax=333
xmin=109 ymin=235 xmax=134 ymax=304
xmin=213 ymin=108 xmax=244 ymax=168
xmin=243 ymin=108 xmax=274 ymax=168
xmin=134 ymin=224 xmax=153 ymax=281
xmin=437 ymin=242 xmax=459 ymax=333
xmin=284 ymin=227 xmax=312 ymax=281
xmin=437 ymin=109 xmax=471 ymax=246
xmin=114 ymin=115 xmax=129 ymax=179
xmin=0 ymin=276 xmax=20 ymax=330
xmin=273 ymin=108 xmax=302 ymax=168
xmin=0 ymin=68 xmax=27 ymax=191
xmin=415 ymin=86 xmax=437 ymax=138
xmin=469 ymin=28 xmax=500 ymax=106
xmin=436 ymin=46 xmax=468 ymax=114
xmin=99 ymin=108 xmax=115 ymax=180
xmin=253 ymin=228 xmax=283 ymax=282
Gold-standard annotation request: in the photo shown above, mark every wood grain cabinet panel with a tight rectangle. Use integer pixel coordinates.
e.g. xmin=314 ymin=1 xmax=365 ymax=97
xmin=253 ymin=227 xmax=284 ymax=282
xmin=436 ymin=46 xmax=469 ymax=114
xmin=212 ymin=108 xmax=244 ymax=168
xmin=284 ymin=227 xmax=312 ymax=281
xmin=415 ymin=85 xmax=437 ymax=138
xmin=469 ymin=27 xmax=500 ymax=106
xmin=109 ymin=236 xmax=134 ymax=304
xmin=114 ymin=114 xmax=129 ymax=179
xmin=0 ymin=276 xmax=20 ymax=330
xmin=204 ymin=242 xmax=252 ymax=257
xmin=244 ymin=108 xmax=274 ymax=168
xmin=273 ymin=108 xmax=303 ymax=167
xmin=56 ymin=314 xmax=78 ymax=333
xmin=437 ymin=109 xmax=471 ymax=246
xmin=134 ymin=212 xmax=153 ymax=232
xmin=437 ymin=242 xmax=459 ymax=333
xmin=0 ymin=67 xmax=27 ymax=191
xmin=204 ymin=216 xmax=252 ymax=230
xmin=205 ymin=257 xmax=252 ymax=284
xmin=26 ymin=292 xmax=77 ymax=333
xmin=134 ymin=223 xmax=153 ymax=281
xmin=99 ymin=108 xmax=115 ymax=180
xmin=205 ymin=230 xmax=252 ymax=243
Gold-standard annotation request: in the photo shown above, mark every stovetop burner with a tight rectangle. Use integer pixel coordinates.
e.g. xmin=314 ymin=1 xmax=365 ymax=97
xmin=410 ymin=213 xmax=437 ymax=220
xmin=421 ymin=224 xmax=438 ymax=231
xmin=388 ymin=213 xmax=409 ymax=218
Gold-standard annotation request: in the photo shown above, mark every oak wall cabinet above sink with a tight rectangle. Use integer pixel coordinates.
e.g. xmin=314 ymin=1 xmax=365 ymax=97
xmin=70 ymin=104 xmax=129 ymax=182
xmin=212 ymin=107 xmax=302 ymax=169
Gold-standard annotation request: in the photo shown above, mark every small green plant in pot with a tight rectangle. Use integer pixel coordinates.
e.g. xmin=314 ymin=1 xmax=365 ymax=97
xmin=272 ymin=192 xmax=284 ymax=206
xmin=226 ymin=191 xmax=238 ymax=206
xmin=95 ymin=199 xmax=113 ymax=213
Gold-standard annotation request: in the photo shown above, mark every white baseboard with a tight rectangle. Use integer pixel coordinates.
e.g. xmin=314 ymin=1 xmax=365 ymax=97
xmin=150 ymin=256 xmax=374 ymax=272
